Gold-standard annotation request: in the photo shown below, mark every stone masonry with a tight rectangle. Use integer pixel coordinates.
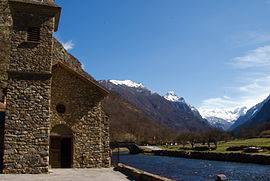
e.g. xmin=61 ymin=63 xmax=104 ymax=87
xmin=50 ymin=63 xmax=110 ymax=168
xmin=0 ymin=0 xmax=11 ymax=93
xmin=0 ymin=0 xmax=110 ymax=174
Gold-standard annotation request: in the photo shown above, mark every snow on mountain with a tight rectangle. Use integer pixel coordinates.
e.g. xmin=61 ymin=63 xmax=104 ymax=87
xmin=246 ymin=95 xmax=270 ymax=119
xmin=199 ymin=107 xmax=247 ymax=123
xmin=229 ymin=94 xmax=270 ymax=131
xmin=164 ymin=91 xmax=185 ymax=102
xmin=99 ymin=80 xmax=210 ymax=131
xmin=205 ymin=117 xmax=232 ymax=130
xmin=164 ymin=91 xmax=203 ymax=120
xmin=109 ymin=80 xmax=144 ymax=88
xmin=198 ymin=107 xmax=247 ymax=130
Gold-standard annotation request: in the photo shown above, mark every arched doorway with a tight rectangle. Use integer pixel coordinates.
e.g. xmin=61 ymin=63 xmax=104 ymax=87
xmin=50 ymin=124 xmax=73 ymax=168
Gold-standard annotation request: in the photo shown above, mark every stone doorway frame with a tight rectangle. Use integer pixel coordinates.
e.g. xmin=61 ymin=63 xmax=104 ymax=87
xmin=49 ymin=124 xmax=74 ymax=168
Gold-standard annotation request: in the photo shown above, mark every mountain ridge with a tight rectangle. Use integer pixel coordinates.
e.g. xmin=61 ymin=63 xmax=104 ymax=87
xmin=199 ymin=107 xmax=247 ymax=130
xmin=230 ymin=94 xmax=270 ymax=134
xmin=100 ymin=80 xmax=211 ymax=131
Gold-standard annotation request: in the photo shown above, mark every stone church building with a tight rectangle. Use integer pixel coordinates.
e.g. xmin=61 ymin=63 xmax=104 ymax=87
xmin=0 ymin=0 xmax=110 ymax=173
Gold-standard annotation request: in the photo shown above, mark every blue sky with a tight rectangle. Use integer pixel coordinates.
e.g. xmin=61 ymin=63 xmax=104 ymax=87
xmin=55 ymin=0 xmax=270 ymax=110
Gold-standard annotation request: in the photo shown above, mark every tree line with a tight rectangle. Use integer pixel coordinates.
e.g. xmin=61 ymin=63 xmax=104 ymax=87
xmin=175 ymin=129 xmax=232 ymax=149
xmin=111 ymin=126 xmax=232 ymax=148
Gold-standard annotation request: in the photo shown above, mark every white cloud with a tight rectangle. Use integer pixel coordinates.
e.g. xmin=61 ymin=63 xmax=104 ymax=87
xmin=62 ymin=40 xmax=75 ymax=50
xmin=53 ymin=33 xmax=74 ymax=50
xmin=200 ymin=96 xmax=239 ymax=109
xmin=237 ymin=77 xmax=270 ymax=94
xmin=201 ymin=31 xmax=270 ymax=113
xmin=231 ymin=45 xmax=270 ymax=68
xmin=81 ymin=63 xmax=85 ymax=70
xmin=200 ymin=75 xmax=270 ymax=110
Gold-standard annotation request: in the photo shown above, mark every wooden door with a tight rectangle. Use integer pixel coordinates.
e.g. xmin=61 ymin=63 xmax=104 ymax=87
xmin=50 ymin=137 xmax=61 ymax=168
xmin=50 ymin=136 xmax=72 ymax=168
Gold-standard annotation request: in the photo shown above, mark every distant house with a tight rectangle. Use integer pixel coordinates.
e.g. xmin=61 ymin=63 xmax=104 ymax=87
xmin=0 ymin=0 xmax=110 ymax=174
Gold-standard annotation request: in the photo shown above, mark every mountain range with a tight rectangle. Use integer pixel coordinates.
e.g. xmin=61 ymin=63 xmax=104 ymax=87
xmin=100 ymin=80 xmax=210 ymax=132
xmin=100 ymin=79 xmax=270 ymax=137
xmin=230 ymin=95 xmax=270 ymax=135
xmin=101 ymin=90 xmax=173 ymax=142
xmin=199 ymin=107 xmax=247 ymax=130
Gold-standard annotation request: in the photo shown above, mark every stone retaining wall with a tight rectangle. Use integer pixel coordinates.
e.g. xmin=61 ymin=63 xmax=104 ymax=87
xmin=115 ymin=163 xmax=174 ymax=181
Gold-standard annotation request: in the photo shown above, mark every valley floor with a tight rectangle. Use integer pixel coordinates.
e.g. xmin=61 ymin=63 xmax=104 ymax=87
xmin=157 ymin=138 xmax=270 ymax=155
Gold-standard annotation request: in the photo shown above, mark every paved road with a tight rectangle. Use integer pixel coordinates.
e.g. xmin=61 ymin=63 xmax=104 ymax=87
xmin=0 ymin=168 xmax=132 ymax=181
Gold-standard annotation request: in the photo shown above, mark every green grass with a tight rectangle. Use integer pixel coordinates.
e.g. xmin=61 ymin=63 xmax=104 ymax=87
xmin=212 ymin=138 xmax=270 ymax=154
xmin=220 ymin=138 xmax=270 ymax=147
xmin=156 ymin=138 xmax=270 ymax=155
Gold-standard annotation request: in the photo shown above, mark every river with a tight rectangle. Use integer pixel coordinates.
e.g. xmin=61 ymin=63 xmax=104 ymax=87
xmin=112 ymin=152 xmax=270 ymax=181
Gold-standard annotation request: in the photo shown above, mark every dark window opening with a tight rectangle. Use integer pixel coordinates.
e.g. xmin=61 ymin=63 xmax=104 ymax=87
xmin=27 ymin=27 xmax=40 ymax=42
xmin=56 ymin=104 xmax=66 ymax=114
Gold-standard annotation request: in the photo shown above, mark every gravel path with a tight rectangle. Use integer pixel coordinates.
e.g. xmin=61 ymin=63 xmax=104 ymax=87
xmin=141 ymin=146 xmax=164 ymax=150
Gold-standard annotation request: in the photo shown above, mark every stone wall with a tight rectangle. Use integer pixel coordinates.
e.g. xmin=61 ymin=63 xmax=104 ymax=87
xmin=1 ymin=0 xmax=110 ymax=173
xmin=50 ymin=65 xmax=110 ymax=168
xmin=115 ymin=163 xmax=174 ymax=181
xmin=2 ymin=1 xmax=55 ymax=173
xmin=100 ymin=112 xmax=110 ymax=167
xmin=3 ymin=77 xmax=51 ymax=173
xmin=0 ymin=0 xmax=12 ymax=93
xmin=52 ymin=39 xmax=111 ymax=168
xmin=9 ymin=12 xmax=54 ymax=73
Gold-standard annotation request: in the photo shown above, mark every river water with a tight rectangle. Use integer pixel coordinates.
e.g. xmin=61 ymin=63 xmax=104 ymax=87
xmin=113 ymin=152 xmax=270 ymax=181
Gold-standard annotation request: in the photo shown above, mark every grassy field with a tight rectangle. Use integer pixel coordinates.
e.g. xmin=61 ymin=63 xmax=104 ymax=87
xmin=157 ymin=138 xmax=270 ymax=154
xmin=214 ymin=138 xmax=270 ymax=153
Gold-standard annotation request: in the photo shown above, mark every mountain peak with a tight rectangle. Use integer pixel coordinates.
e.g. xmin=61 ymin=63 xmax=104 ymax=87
xmin=109 ymin=80 xmax=144 ymax=88
xmin=164 ymin=91 xmax=184 ymax=102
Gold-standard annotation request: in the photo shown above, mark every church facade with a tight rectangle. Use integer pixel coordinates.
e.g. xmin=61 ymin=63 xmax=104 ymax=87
xmin=0 ymin=0 xmax=110 ymax=174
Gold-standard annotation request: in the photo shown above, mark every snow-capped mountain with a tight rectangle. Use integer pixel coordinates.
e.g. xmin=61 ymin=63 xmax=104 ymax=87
xmin=199 ymin=107 xmax=247 ymax=130
xmin=230 ymin=94 xmax=270 ymax=132
xmin=204 ymin=117 xmax=232 ymax=130
xmin=164 ymin=91 xmax=185 ymax=102
xmin=100 ymin=80 xmax=210 ymax=131
xmin=109 ymin=80 xmax=144 ymax=88
xmin=164 ymin=91 xmax=203 ymax=120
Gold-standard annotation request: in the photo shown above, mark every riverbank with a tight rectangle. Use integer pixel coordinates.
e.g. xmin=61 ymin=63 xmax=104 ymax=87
xmin=148 ymin=150 xmax=270 ymax=165
xmin=114 ymin=151 xmax=270 ymax=181
xmin=115 ymin=163 xmax=174 ymax=181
